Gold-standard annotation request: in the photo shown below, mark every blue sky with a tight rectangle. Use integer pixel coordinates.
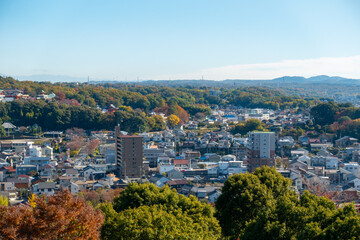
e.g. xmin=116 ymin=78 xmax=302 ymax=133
xmin=1 ymin=0 xmax=360 ymax=81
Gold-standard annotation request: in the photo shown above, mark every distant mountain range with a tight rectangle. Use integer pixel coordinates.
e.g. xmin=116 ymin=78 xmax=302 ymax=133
xmin=3 ymin=74 xmax=360 ymax=86
xmin=126 ymin=75 xmax=360 ymax=87
xmin=270 ymin=75 xmax=360 ymax=84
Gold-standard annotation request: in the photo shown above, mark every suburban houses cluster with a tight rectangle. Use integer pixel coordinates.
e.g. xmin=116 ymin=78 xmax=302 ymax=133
xmin=1 ymin=106 xmax=360 ymax=205
xmin=0 ymin=89 xmax=56 ymax=102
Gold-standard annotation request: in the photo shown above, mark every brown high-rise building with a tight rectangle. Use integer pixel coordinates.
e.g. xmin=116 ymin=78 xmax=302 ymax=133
xmin=115 ymin=126 xmax=144 ymax=178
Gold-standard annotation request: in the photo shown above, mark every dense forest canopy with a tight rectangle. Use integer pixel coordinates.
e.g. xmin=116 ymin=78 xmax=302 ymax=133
xmin=0 ymin=76 xmax=319 ymax=132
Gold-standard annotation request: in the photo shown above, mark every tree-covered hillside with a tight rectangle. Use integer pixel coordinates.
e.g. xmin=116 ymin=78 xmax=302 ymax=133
xmin=0 ymin=76 xmax=318 ymax=132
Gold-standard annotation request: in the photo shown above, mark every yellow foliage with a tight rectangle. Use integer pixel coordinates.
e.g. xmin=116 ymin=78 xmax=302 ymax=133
xmin=0 ymin=195 xmax=8 ymax=206
xmin=70 ymin=150 xmax=80 ymax=157
xmin=28 ymin=194 xmax=37 ymax=209
xmin=167 ymin=114 xmax=180 ymax=127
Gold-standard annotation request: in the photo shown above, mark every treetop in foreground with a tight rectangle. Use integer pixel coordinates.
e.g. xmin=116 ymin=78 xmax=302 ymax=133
xmin=216 ymin=166 xmax=360 ymax=240
xmin=0 ymin=190 xmax=104 ymax=240
xmin=101 ymin=182 xmax=221 ymax=240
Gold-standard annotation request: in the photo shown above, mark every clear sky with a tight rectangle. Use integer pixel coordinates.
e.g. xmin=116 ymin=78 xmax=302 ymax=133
xmin=1 ymin=0 xmax=360 ymax=81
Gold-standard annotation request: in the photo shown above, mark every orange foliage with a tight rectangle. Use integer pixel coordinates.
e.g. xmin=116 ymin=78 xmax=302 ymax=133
xmin=0 ymin=190 xmax=104 ymax=240
xmin=175 ymin=105 xmax=190 ymax=124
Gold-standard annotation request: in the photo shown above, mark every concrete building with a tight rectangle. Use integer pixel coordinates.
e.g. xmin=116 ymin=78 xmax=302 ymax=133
xmin=23 ymin=156 xmax=50 ymax=169
xmin=115 ymin=126 xmax=143 ymax=178
xmin=16 ymin=164 xmax=38 ymax=176
xmin=247 ymin=131 xmax=276 ymax=172
xmin=29 ymin=146 xmax=42 ymax=157
xmin=144 ymin=147 xmax=165 ymax=168
xmin=311 ymin=156 xmax=338 ymax=169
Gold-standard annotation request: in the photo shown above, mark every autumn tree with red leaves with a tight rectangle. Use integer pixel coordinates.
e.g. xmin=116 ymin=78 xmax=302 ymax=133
xmin=55 ymin=91 xmax=66 ymax=101
xmin=65 ymin=127 xmax=86 ymax=137
xmin=85 ymin=139 xmax=100 ymax=156
xmin=0 ymin=190 xmax=104 ymax=240
xmin=77 ymin=188 xmax=123 ymax=207
xmin=66 ymin=135 xmax=84 ymax=152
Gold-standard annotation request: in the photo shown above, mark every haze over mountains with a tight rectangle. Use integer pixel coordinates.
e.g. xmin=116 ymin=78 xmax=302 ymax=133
xmin=3 ymin=74 xmax=360 ymax=86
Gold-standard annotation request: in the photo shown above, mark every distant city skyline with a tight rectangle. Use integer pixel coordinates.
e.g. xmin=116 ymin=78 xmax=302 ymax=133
xmin=1 ymin=0 xmax=360 ymax=81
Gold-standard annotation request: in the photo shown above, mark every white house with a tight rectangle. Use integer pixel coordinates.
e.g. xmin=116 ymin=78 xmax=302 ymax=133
xmin=221 ymin=155 xmax=236 ymax=162
xmin=344 ymin=162 xmax=360 ymax=178
xmin=352 ymin=178 xmax=360 ymax=191
xmin=33 ymin=182 xmax=56 ymax=196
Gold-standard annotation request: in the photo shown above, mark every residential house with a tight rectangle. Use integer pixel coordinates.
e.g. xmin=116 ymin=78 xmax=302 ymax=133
xmin=59 ymin=176 xmax=72 ymax=189
xmin=165 ymin=179 xmax=189 ymax=190
xmin=344 ymin=162 xmax=360 ymax=178
xmin=173 ymin=158 xmax=189 ymax=170
xmin=208 ymin=190 xmax=221 ymax=203
xmin=65 ymin=168 xmax=79 ymax=178
xmin=335 ymin=136 xmax=358 ymax=147
xmin=83 ymin=166 xmax=96 ymax=180
xmin=190 ymin=186 xmax=220 ymax=200
xmin=148 ymin=174 xmax=170 ymax=187
xmin=32 ymin=182 xmax=56 ymax=196
xmin=70 ymin=180 xmax=88 ymax=194
xmin=166 ymin=169 xmax=184 ymax=179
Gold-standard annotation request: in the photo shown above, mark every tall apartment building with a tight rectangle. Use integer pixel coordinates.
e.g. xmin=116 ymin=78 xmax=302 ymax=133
xmin=115 ymin=126 xmax=144 ymax=178
xmin=247 ymin=131 xmax=276 ymax=172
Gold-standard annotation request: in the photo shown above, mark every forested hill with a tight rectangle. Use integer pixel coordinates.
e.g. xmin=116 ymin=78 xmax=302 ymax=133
xmin=0 ymin=76 xmax=319 ymax=132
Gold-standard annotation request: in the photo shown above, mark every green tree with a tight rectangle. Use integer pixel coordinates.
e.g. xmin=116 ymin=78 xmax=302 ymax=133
xmin=215 ymin=167 xmax=296 ymax=239
xmin=311 ymin=103 xmax=338 ymax=125
xmin=231 ymin=119 xmax=265 ymax=135
xmin=101 ymin=205 xmax=206 ymax=240
xmin=0 ymin=125 xmax=6 ymax=137
xmin=106 ymin=183 xmax=221 ymax=240
xmin=242 ymin=191 xmax=360 ymax=240
xmin=253 ymin=167 xmax=294 ymax=199
xmin=149 ymin=115 xmax=165 ymax=131
xmin=337 ymin=115 xmax=351 ymax=124
xmin=215 ymin=172 xmax=275 ymax=239
xmin=216 ymin=166 xmax=360 ymax=240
